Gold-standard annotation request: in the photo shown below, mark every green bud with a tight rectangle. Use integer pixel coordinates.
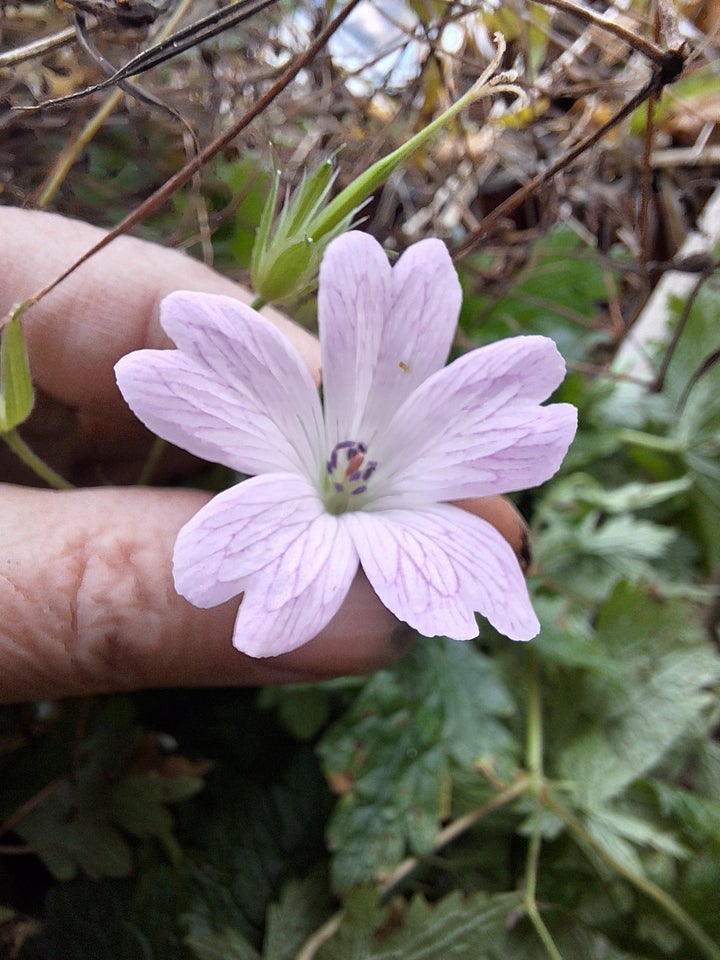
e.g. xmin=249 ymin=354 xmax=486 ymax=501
xmin=250 ymin=34 xmax=523 ymax=305
xmin=0 ymin=307 xmax=35 ymax=434
xmin=250 ymin=159 xmax=358 ymax=305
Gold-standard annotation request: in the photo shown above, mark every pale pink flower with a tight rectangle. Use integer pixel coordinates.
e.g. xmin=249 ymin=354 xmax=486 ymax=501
xmin=115 ymin=232 xmax=576 ymax=657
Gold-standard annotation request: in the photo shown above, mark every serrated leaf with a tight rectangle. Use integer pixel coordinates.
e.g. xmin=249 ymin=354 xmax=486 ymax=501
xmin=11 ymin=699 xmax=201 ymax=881
xmin=183 ymin=750 xmax=332 ymax=943
xmin=535 ymin=509 xmax=677 ymax=603
xmin=316 ymin=889 xmax=522 ymax=960
xmin=113 ymin=773 xmax=203 ymax=840
xmin=185 ymin=927 xmax=260 ymax=960
xmin=557 ymin=583 xmax=720 ymax=806
xmin=263 ymin=868 xmax=335 ymax=960
xmin=318 ymin=641 xmax=518 ymax=890
xmin=640 ymin=781 xmax=720 ymax=849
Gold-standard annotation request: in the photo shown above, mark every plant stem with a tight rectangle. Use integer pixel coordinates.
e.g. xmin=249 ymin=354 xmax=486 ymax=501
xmin=545 ymin=791 xmax=720 ymax=960
xmin=137 ymin=436 xmax=167 ymax=486
xmin=523 ymin=648 xmax=564 ymax=960
xmin=617 ymin=428 xmax=684 ymax=453
xmin=295 ymin=910 xmax=344 ymax=960
xmin=250 ymin=295 xmax=267 ymax=311
xmin=3 ymin=429 xmax=74 ymax=489
xmin=380 ymin=777 xmax=531 ymax=898
xmin=525 ymin=647 xmax=543 ymax=782
xmin=525 ymin=829 xmax=564 ymax=960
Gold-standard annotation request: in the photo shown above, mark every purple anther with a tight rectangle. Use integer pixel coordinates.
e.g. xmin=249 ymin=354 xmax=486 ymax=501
xmin=362 ymin=460 xmax=378 ymax=481
xmin=346 ymin=446 xmax=358 ymax=461
xmin=326 ymin=451 xmax=338 ymax=473
xmin=334 ymin=482 xmax=344 ymax=493
xmin=351 ymin=485 xmax=367 ymax=496
xmin=334 ymin=440 xmax=354 ymax=450
xmin=348 ymin=470 xmax=362 ymax=482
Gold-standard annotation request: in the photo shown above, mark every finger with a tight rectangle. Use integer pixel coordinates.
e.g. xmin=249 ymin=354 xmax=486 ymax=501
xmin=0 ymin=207 xmax=321 ymax=419
xmin=454 ymin=494 xmax=533 ymax=572
xmin=0 ymin=484 xmax=402 ymax=703
xmin=0 ymin=486 xmax=530 ymax=703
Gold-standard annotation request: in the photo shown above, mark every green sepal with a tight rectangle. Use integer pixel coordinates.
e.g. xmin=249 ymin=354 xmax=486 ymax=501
xmin=284 ymin=157 xmax=335 ymax=236
xmin=254 ymin=239 xmax=318 ymax=304
xmin=0 ymin=308 xmax=35 ymax=434
xmin=250 ymin=166 xmax=280 ymax=283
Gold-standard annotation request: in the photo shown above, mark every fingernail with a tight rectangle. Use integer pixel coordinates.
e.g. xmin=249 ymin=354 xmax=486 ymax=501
xmin=519 ymin=527 xmax=533 ymax=573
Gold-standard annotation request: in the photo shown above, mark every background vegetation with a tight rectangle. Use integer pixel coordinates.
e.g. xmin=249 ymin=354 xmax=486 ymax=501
xmin=1 ymin=0 xmax=719 ymax=957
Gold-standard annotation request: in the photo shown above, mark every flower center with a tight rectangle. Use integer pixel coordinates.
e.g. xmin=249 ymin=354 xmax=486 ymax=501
xmin=322 ymin=440 xmax=378 ymax=514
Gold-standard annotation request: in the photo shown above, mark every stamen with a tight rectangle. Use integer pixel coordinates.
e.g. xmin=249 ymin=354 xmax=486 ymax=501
xmin=323 ymin=439 xmax=376 ymax=513
xmin=362 ymin=461 xmax=377 ymax=481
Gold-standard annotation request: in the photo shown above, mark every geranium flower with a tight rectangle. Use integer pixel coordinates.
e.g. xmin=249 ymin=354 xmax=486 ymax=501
xmin=115 ymin=232 xmax=576 ymax=657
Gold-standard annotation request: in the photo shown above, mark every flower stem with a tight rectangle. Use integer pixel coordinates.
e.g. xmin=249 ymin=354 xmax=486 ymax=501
xmin=544 ymin=791 xmax=720 ymax=960
xmin=525 ymin=829 xmax=564 ymax=960
xmin=523 ymin=649 xmax=564 ymax=960
xmin=137 ymin=436 xmax=167 ymax=486
xmin=3 ymin=429 xmax=74 ymax=489
xmin=250 ymin=295 xmax=267 ymax=311
xmin=525 ymin=647 xmax=543 ymax=782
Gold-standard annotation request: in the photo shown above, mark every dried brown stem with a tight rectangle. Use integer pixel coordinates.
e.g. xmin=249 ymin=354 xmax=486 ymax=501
xmin=18 ymin=0 xmax=365 ymax=311
xmin=453 ymin=74 xmax=664 ymax=260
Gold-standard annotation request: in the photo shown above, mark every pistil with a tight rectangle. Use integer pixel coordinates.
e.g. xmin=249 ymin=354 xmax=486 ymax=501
xmin=323 ymin=440 xmax=377 ymax=513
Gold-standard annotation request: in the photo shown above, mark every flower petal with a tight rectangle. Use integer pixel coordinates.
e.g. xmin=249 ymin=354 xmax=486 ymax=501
xmin=173 ymin=474 xmax=359 ymax=656
xmin=318 ymin=232 xmax=460 ymax=444
xmin=115 ymin=292 xmax=324 ymax=477
xmin=342 ymin=504 xmax=539 ymax=642
xmin=373 ymin=335 xmax=577 ymax=501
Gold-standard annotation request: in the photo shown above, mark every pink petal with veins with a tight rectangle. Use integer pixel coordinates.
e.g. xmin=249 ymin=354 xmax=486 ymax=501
xmin=173 ymin=473 xmax=359 ymax=656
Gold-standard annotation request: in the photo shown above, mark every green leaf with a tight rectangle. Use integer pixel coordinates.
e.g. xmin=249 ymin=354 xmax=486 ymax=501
xmin=660 ymin=280 xmax=720 ymax=566
xmin=26 ymin=880 xmax=153 ymax=960
xmin=459 ymin=228 xmax=624 ymax=361
xmin=557 ymin=583 xmax=720 ymax=806
xmin=183 ymin=750 xmax=332 ymax=944
xmin=113 ymin=772 xmax=203 ymax=840
xmin=535 ymin=508 xmax=678 ymax=603
xmin=316 ymin=889 xmax=522 ymax=960
xmin=0 ymin=309 xmax=34 ymax=433
xmin=318 ymin=641 xmax=518 ymax=890
xmin=258 ymin=685 xmax=331 ymax=741
xmin=12 ymin=699 xmax=203 ymax=881
xmin=263 ymin=868 xmax=335 ymax=960
xmin=185 ymin=927 xmax=260 ymax=960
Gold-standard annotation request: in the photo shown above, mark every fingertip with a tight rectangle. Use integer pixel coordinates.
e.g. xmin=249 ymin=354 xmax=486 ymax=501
xmin=453 ymin=495 xmax=532 ymax=572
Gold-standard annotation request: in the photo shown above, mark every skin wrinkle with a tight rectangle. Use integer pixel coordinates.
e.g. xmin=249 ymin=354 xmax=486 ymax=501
xmin=0 ymin=486 xmax=207 ymax=699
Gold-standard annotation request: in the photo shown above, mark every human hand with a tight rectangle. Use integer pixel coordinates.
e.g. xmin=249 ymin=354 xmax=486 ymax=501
xmin=0 ymin=207 xmax=531 ymax=704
